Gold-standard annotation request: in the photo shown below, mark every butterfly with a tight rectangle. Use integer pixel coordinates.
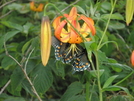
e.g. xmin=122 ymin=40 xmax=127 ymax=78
xmin=51 ymin=36 xmax=91 ymax=71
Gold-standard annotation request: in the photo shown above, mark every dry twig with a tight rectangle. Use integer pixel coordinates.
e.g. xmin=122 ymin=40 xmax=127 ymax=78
xmin=3 ymin=42 xmax=42 ymax=101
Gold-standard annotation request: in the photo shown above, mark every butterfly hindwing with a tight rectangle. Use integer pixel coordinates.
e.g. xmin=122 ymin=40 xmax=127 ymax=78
xmin=73 ymin=52 xmax=90 ymax=71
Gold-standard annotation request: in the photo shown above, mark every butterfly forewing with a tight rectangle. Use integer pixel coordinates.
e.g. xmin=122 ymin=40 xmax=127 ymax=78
xmin=52 ymin=36 xmax=74 ymax=63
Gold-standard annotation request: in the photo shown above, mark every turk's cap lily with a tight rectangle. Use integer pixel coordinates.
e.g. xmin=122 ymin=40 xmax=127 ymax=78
xmin=41 ymin=16 xmax=51 ymax=66
xmin=131 ymin=50 xmax=134 ymax=66
xmin=30 ymin=1 xmax=44 ymax=12
xmin=53 ymin=7 xmax=96 ymax=44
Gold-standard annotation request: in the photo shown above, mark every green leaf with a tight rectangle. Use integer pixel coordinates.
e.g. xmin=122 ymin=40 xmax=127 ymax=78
xmin=109 ymin=95 xmax=130 ymax=101
xmin=103 ymin=86 xmax=130 ymax=95
xmin=101 ymin=1 xmax=111 ymax=11
xmin=84 ymin=41 xmax=97 ymax=52
xmin=23 ymin=22 xmax=33 ymax=34
xmin=10 ymin=61 xmax=36 ymax=95
xmin=0 ymin=30 xmax=19 ymax=49
xmin=101 ymin=13 xmax=124 ymax=20
xmin=109 ymin=21 xmax=125 ymax=29
xmin=1 ymin=21 xmax=23 ymax=31
xmin=7 ymin=3 xmax=30 ymax=14
xmin=98 ymin=41 xmax=119 ymax=50
xmin=49 ymin=59 xmax=65 ymax=79
xmin=67 ymin=95 xmax=85 ymax=101
xmin=32 ymin=64 xmax=53 ymax=93
xmin=9 ymin=67 xmax=23 ymax=96
xmin=103 ymin=75 xmax=118 ymax=88
xmin=22 ymin=39 xmax=32 ymax=55
xmin=90 ymin=69 xmax=104 ymax=78
xmin=0 ymin=93 xmax=26 ymax=101
xmin=4 ymin=30 xmax=20 ymax=41
xmin=4 ymin=97 xmax=26 ymax=101
xmin=102 ymin=86 xmax=121 ymax=91
xmin=31 ymin=37 xmax=39 ymax=49
xmin=106 ymin=62 xmax=133 ymax=72
xmin=97 ymin=50 xmax=108 ymax=63
xmin=76 ymin=6 xmax=85 ymax=14
xmin=128 ymin=30 xmax=134 ymax=44
xmin=60 ymin=82 xmax=83 ymax=101
xmin=1 ymin=55 xmax=16 ymax=69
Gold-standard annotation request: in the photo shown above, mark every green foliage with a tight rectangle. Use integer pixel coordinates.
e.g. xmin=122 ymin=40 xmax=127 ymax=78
xmin=0 ymin=0 xmax=134 ymax=101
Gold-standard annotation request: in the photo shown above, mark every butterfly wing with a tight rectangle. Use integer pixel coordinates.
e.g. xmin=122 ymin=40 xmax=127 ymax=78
xmin=52 ymin=36 xmax=74 ymax=63
xmin=72 ymin=51 xmax=91 ymax=71
xmin=52 ymin=36 xmax=92 ymax=72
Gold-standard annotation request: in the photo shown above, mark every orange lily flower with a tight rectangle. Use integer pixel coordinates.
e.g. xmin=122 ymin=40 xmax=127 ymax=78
xmin=131 ymin=50 xmax=134 ymax=66
xmin=53 ymin=7 xmax=96 ymax=44
xmin=30 ymin=1 xmax=44 ymax=12
xmin=41 ymin=16 xmax=51 ymax=66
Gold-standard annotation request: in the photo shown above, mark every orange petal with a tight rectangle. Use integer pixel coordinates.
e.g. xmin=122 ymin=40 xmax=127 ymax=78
xmin=69 ymin=7 xmax=77 ymax=19
xmin=80 ymin=15 xmax=96 ymax=35
xmin=30 ymin=1 xmax=36 ymax=11
xmin=37 ymin=3 xmax=44 ymax=12
xmin=68 ymin=30 xmax=78 ymax=43
xmin=75 ymin=37 xmax=83 ymax=43
xmin=54 ymin=20 xmax=67 ymax=41
xmin=60 ymin=33 xmax=70 ymax=43
xmin=53 ymin=16 xmax=63 ymax=29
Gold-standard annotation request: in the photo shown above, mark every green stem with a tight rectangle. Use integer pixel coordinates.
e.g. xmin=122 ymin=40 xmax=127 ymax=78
xmin=95 ymin=51 xmax=103 ymax=101
xmin=97 ymin=0 xmax=117 ymax=50
xmin=44 ymin=3 xmax=86 ymax=41
xmin=114 ymin=70 xmax=134 ymax=86
xmin=86 ymin=80 xmax=90 ymax=101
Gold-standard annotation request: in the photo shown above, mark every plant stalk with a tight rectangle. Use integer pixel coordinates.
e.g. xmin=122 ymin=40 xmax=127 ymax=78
xmin=95 ymin=51 xmax=103 ymax=101
xmin=97 ymin=0 xmax=117 ymax=50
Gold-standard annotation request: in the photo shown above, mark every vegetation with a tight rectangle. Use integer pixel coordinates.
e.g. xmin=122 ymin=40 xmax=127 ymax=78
xmin=0 ymin=0 xmax=134 ymax=101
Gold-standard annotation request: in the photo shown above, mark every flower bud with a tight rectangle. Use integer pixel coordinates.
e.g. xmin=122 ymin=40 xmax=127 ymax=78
xmin=41 ymin=16 xmax=51 ymax=66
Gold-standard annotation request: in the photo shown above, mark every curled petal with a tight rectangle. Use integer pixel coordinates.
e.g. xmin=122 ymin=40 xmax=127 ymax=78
xmin=60 ymin=29 xmax=70 ymax=43
xmin=53 ymin=7 xmax=96 ymax=44
xmin=53 ymin=16 xmax=63 ymax=29
xmin=80 ymin=15 xmax=96 ymax=35
xmin=55 ymin=20 xmax=67 ymax=41
xmin=36 ymin=3 xmax=44 ymax=12
xmin=69 ymin=7 xmax=77 ymax=19
xmin=30 ymin=1 xmax=35 ymax=11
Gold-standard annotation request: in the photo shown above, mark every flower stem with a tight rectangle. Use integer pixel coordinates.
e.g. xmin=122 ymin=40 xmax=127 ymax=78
xmin=95 ymin=51 xmax=103 ymax=101
xmin=114 ymin=70 xmax=134 ymax=86
xmin=97 ymin=0 xmax=117 ymax=50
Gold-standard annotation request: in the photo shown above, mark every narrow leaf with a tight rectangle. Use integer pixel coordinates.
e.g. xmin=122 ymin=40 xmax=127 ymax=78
xmin=103 ymin=86 xmax=130 ymax=95
xmin=103 ymin=75 xmax=118 ymax=88
xmin=1 ymin=21 xmax=23 ymax=31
